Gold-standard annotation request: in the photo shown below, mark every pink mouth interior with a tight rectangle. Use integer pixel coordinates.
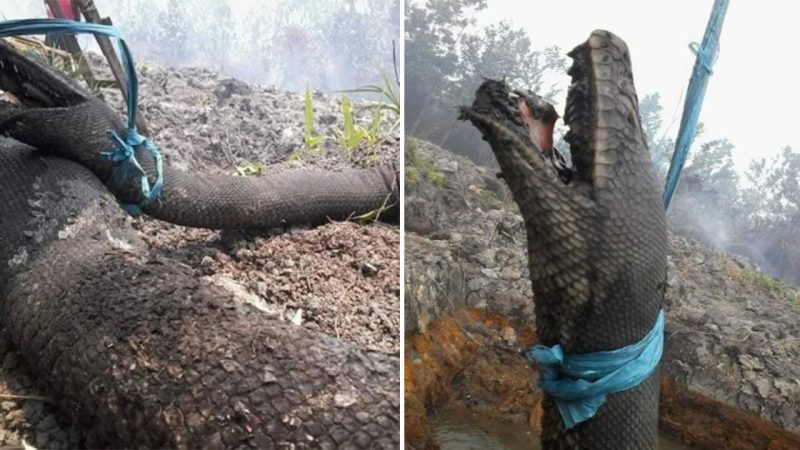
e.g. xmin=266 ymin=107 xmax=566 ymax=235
xmin=518 ymin=100 xmax=555 ymax=157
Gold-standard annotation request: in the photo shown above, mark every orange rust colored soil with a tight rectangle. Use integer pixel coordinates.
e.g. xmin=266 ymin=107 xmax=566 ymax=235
xmin=404 ymin=308 xmax=538 ymax=449
xmin=660 ymin=377 xmax=800 ymax=450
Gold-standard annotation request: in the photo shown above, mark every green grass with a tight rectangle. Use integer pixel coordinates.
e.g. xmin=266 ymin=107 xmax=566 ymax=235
xmin=748 ymin=270 xmax=792 ymax=295
xmin=303 ymin=87 xmax=323 ymax=151
xmin=405 ymin=137 xmax=446 ymax=188
xmin=234 ymin=162 xmax=266 ymax=176
xmin=293 ymin=86 xmax=392 ymax=162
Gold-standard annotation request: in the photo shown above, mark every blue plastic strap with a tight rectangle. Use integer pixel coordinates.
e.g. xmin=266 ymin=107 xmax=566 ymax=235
xmin=0 ymin=18 xmax=163 ymax=214
xmin=662 ymin=0 xmax=729 ymax=212
xmin=527 ymin=310 xmax=665 ymax=429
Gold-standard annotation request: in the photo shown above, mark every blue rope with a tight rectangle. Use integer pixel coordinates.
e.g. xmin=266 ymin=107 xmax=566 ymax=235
xmin=663 ymin=0 xmax=729 ymax=212
xmin=527 ymin=310 xmax=666 ymax=429
xmin=0 ymin=18 xmax=163 ymax=214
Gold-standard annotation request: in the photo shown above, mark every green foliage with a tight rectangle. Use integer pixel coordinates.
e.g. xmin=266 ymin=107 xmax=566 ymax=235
xmin=338 ymin=96 xmax=369 ymax=151
xmin=21 ymin=47 xmax=104 ymax=97
xmin=405 ymin=0 xmax=565 ymax=160
xmin=339 ymin=69 xmax=401 ymax=148
xmin=366 ymin=108 xmax=383 ymax=146
xmin=405 ymin=167 xmax=420 ymax=186
xmin=303 ymin=87 xmax=323 ymax=151
xmin=405 ymin=138 xmax=446 ymax=188
xmin=428 ymin=171 xmax=446 ymax=188
xmin=341 ymin=70 xmax=400 ymax=115
xmin=748 ymin=270 xmax=791 ymax=295
xmin=234 ymin=162 xmax=266 ymax=176
xmin=642 ymin=93 xmax=800 ymax=286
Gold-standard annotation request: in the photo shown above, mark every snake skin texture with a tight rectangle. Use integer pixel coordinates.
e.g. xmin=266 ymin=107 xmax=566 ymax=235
xmin=0 ymin=41 xmax=399 ymax=229
xmin=460 ymin=30 xmax=667 ymax=449
xmin=0 ymin=42 xmax=399 ymax=448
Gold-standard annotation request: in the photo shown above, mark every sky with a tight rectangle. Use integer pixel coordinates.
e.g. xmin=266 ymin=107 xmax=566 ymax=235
xmin=1 ymin=1 xmax=796 ymax=169
xmin=1 ymin=0 xmax=399 ymax=90
xmin=477 ymin=0 xmax=798 ymax=169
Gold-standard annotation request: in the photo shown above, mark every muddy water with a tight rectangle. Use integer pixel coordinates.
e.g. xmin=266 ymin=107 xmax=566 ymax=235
xmin=431 ymin=406 xmax=690 ymax=450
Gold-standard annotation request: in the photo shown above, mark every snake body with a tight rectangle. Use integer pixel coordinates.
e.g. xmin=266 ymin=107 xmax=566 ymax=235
xmin=461 ymin=30 xmax=667 ymax=449
xmin=0 ymin=41 xmax=399 ymax=448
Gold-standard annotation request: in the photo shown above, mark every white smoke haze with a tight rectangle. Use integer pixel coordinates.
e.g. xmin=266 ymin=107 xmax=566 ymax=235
xmin=405 ymin=0 xmax=800 ymax=286
xmin=1 ymin=0 xmax=400 ymax=93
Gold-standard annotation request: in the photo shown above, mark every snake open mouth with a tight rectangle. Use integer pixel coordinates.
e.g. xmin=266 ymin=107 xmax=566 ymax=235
xmin=563 ymin=41 xmax=594 ymax=185
xmin=458 ymin=43 xmax=597 ymax=188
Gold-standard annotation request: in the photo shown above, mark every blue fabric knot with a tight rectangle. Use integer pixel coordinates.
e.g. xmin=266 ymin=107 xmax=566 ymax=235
xmin=526 ymin=310 xmax=665 ymax=429
xmin=689 ymin=42 xmax=717 ymax=75
xmin=0 ymin=18 xmax=164 ymax=215
xmin=100 ymin=128 xmax=163 ymax=215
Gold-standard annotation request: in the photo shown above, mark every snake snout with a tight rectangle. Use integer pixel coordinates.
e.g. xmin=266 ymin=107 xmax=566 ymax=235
xmin=0 ymin=40 xmax=89 ymax=108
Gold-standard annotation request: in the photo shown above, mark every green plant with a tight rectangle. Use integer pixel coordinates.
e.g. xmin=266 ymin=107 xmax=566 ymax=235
xmin=303 ymin=87 xmax=323 ymax=150
xmin=404 ymin=137 xmax=446 ymax=188
xmin=341 ymin=70 xmax=400 ymax=115
xmin=234 ymin=162 xmax=266 ymax=176
xmin=365 ymin=107 xmax=383 ymax=146
xmin=338 ymin=96 xmax=368 ymax=152
xmin=428 ymin=171 xmax=445 ymax=188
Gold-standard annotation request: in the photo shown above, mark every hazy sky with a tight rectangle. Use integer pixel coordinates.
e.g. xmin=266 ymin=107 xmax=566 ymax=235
xmin=477 ymin=1 xmax=798 ymax=169
xmin=2 ymin=1 xmax=797 ymax=168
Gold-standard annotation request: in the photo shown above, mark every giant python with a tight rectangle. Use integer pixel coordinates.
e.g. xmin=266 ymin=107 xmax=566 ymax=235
xmin=461 ymin=30 xmax=667 ymax=449
xmin=0 ymin=40 xmax=399 ymax=448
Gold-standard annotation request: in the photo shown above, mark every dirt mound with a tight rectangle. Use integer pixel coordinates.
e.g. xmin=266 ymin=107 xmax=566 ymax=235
xmin=0 ymin=56 xmax=399 ymax=449
xmin=404 ymin=137 xmax=800 ymax=446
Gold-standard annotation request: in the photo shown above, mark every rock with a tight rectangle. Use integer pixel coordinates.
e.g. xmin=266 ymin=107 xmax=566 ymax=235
xmin=5 ymin=408 xmax=24 ymax=426
xmin=213 ymin=78 xmax=253 ymax=102
xmin=738 ymin=354 xmax=765 ymax=371
xmin=753 ymin=378 xmax=773 ymax=398
xmin=0 ymin=401 xmax=17 ymax=411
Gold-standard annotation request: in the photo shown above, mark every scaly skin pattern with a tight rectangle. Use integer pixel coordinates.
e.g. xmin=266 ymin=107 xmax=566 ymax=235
xmin=0 ymin=139 xmax=400 ymax=448
xmin=460 ymin=30 xmax=667 ymax=449
xmin=0 ymin=40 xmax=399 ymax=447
xmin=0 ymin=41 xmax=399 ymax=229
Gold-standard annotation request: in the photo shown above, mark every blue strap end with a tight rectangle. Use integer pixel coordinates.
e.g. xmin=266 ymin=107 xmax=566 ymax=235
xmin=528 ymin=310 xmax=666 ymax=429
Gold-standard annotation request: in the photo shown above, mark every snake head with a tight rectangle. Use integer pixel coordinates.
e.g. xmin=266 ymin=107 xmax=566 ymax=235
xmin=459 ymin=30 xmax=667 ymax=351
xmin=0 ymin=39 xmax=90 ymax=108
xmin=0 ymin=39 xmax=122 ymax=164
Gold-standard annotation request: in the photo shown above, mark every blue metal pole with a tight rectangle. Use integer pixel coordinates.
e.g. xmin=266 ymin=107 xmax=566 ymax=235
xmin=662 ymin=0 xmax=730 ymax=212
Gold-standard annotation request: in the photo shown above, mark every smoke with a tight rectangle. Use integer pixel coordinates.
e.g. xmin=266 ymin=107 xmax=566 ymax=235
xmin=1 ymin=0 xmax=400 ymax=93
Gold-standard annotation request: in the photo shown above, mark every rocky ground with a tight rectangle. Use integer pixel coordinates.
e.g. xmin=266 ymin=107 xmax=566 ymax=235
xmin=0 ymin=52 xmax=399 ymax=449
xmin=405 ymin=137 xmax=800 ymax=447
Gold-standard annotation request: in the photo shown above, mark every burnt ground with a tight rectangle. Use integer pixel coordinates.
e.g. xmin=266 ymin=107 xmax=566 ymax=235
xmin=405 ymin=137 xmax=800 ymax=448
xmin=0 ymin=54 xmax=399 ymax=449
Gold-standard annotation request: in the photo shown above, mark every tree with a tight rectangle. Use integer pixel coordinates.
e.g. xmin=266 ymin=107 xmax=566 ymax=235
xmin=155 ymin=0 xmax=190 ymax=64
xmin=405 ymin=1 xmax=565 ymax=164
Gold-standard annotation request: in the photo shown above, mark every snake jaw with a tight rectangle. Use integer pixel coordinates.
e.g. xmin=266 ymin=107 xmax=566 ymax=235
xmin=458 ymin=79 xmax=552 ymax=180
xmin=0 ymin=40 xmax=89 ymax=108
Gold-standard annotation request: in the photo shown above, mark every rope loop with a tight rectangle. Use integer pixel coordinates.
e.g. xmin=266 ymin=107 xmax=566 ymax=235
xmin=0 ymin=18 xmax=163 ymax=215
xmin=527 ymin=310 xmax=665 ymax=429
xmin=689 ymin=42 xmax=717 ymax=75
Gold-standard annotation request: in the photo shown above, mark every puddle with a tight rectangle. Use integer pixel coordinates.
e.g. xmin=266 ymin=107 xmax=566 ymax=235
xmin=431 ymin=406 xmax=690 ymax=450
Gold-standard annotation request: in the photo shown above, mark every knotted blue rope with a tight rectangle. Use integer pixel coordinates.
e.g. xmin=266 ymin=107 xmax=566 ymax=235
xmin=662 ymin=0 xmax=729 ymax=212
xmin=0 ymin=18 xmax=163 ymax=214
xmin=527 ymin=310 xmax=665 ymax=429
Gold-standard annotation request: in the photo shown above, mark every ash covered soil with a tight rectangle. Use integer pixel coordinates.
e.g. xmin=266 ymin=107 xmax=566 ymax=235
xmin=405 ymin=138 xmax=800 ymax=439
xmin=0 ymin=55 xmax=399 ymax=449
